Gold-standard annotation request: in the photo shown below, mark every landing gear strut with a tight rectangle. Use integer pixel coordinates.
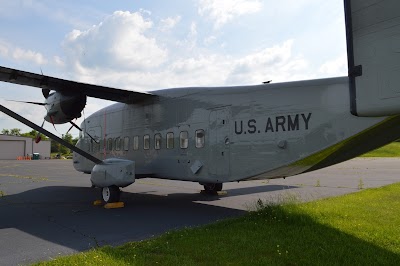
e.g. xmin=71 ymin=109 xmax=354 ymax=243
xmin=101 ymin=185 xmax=121 ymax=203
xmin=203 ymin=183 xmax=223 ymax=193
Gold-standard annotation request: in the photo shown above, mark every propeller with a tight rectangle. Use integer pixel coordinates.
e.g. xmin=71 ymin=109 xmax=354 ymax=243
xmin=7 ymin=99 xmax=47 ymax=106
xmin=42 ymin=88 xmax=50 ymax=99
xmin=67 ymin=120 xmax=99 ymax=144
xmin=35 ymin=121 xmax=45 ymax=143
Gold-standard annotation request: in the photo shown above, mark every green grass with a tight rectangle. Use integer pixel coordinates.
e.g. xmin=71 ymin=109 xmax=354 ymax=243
xmin=361 ymin=142 xmax=400 ymax=157
xmin=36 ymin=183 xmax=400 ymax=265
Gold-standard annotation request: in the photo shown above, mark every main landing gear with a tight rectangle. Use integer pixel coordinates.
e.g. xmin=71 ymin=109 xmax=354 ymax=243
xmin=92 ymin=186 xmax=124 ymax=209
xmin=202 ymin=182 xmax=223 ymax=194
xmin=101 ymin=185 xmax=121 ymax=203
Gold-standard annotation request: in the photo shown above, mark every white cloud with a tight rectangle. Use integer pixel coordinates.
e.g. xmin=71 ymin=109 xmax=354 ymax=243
xmin=12 ymin=47 xmax=47 ymax=65
xmin=53 ymin=56 xmax=65 ymax=67
xmin=61 ymin=40 xmax=308 ymax=91
xmin=319 ymin=54 xmax=347 ymax=77
xmin=227 ymin=40 xmax=309 ymax=84
xmin=198 ymin=0 xmax=262 ymax=29
xmin=63 ymin=11 xmax=168 ymax=73
xmin=56 ymin=9 xmax=312 ymax=91
xmin=58 ymin=9 xmax=310 ymax=91
xmin=159 ymin=16 xmax=181 ymax=32
xmin=203 ymin=35 xmax=216 ymax=46
xmin=0 ymin=40 xmax=47 ymax=65
xmin=0 ymin=41 xmax=8 ymax=57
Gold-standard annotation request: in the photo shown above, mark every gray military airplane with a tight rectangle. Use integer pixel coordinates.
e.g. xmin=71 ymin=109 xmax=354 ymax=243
xmin=0 ymin=0 xmax=399 ymax=204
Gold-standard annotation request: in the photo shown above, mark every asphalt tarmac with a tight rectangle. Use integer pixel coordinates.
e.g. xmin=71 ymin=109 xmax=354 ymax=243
xmin=0 ymin=158 xmax=399 ymax=265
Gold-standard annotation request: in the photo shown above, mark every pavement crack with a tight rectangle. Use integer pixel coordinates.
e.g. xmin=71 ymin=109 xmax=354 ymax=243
xmin=32 ymin=208 xmax=101 ymax=248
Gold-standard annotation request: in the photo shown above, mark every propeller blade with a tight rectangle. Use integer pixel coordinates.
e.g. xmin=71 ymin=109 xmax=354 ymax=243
xmin=42 ymin=88 xmax=50 ymax=99
xmin=49 ymin=116 xmax=58 ymax=132
xmin=35 ymin=121 xmax=45 ymax=143
xmin=35 ymin=134 xmax=42 ymax=143
xmin=7 ymin=99 xmax=47 ymax=106
xmin=66 ymin=124 xmax=74 ymax=134
xmin=70 ymin=121 xmax=99 ymax=144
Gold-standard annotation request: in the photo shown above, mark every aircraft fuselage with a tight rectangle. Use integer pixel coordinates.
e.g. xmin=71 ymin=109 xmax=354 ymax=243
xmin=73 ymin=76 xmax=398 ymax=184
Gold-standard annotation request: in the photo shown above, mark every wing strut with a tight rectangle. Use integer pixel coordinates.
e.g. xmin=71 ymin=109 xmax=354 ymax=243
xmin=0 ymin=104 xmax=102 ymax=164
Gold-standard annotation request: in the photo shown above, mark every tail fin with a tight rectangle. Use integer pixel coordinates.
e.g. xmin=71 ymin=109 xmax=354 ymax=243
xmin=345 ymin=0 xmax=400 ymax=116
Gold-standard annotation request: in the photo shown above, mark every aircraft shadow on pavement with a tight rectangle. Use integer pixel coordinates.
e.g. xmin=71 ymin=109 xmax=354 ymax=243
xmin=0 ymin=183 xmax=299 ymax=254
xmin=224 ymin=184 xmax=298 ymax=197
xmin=1 ymin=185 xmax=399 ymax=265
xmin=0 ymin=185 xmax=246 ymax=253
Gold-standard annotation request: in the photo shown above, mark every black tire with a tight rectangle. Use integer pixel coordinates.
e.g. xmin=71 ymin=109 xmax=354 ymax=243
xmin=203 ymin=183 xmax=223 ymax=192
xmin=101 ymin=186 xmax=121 ymax=203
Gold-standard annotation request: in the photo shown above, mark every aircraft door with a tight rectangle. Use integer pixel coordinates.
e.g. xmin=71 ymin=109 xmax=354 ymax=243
xmin=208 ymin=107 xmax=231 ymax=180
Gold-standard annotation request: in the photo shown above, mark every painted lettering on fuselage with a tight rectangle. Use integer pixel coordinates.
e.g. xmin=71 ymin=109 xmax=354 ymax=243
xmin=234 ymin=113 xmax=312 ymax=135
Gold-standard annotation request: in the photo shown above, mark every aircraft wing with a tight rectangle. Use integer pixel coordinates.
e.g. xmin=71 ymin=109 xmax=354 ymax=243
xmin=0 ymin=66 xmax=155 ymax=104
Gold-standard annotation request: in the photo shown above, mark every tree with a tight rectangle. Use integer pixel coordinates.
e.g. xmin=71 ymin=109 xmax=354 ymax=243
xmin=51 ymin=141 xmax=60 ymax=153
xmin=9 ymin=128 xmax=21 ymax=136
xmin=20 ymin=130 xmax=36 ymax=138
xmin=20 ymin=130 xmax=49 ymax=141
xmin=1 ymin=129 xmax=10 ymax=135
xmin=59 ymin=133 xmax=74 ymax=154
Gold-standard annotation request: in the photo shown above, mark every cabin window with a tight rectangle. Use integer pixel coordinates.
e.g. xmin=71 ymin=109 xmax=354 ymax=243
xmin=195 ymin=129 xmax=205 ymax=148
xmin=154 ymin=133 xmax=161 ymax=150
xmin=107 ymin=138 xmax=113 ymax=151
xmin=144 ymin=135 xmax=150 ymax=150
xmin=115 ymin=137 xmax=121 ymax=151
xmin=123 ymin=137 xmax=129 ymax=151
xmin=180 ymin=131 xmax=188 ymax=149
xmin=166 ymin=132 xmax=174 ymax=149
xmin=133 ymin=136 xmax=139 ymax=150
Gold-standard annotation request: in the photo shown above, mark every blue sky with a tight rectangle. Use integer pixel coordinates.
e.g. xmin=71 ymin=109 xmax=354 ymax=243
xmin=0 ymin=0 xmax=347 ymax=136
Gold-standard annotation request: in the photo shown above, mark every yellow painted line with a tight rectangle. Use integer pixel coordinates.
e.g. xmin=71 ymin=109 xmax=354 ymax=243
xmin=0 ymin=164 xmax=22 ymax=169
xmin=0 ymin=173 xmax=52 ymax=182
xmin=136 ymin=180 xmax=199 ymax=191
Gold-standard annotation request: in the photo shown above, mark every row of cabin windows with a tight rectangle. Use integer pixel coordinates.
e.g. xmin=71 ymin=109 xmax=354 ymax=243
xmin=104 ymin=130 xmax=205 ymax=151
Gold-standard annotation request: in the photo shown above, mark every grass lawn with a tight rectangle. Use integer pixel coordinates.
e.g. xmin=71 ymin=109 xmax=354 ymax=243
xmin=36 ymin=183 xmax=400 ymax=265
xmin=361 ymin=142 xmax=400 ymax=157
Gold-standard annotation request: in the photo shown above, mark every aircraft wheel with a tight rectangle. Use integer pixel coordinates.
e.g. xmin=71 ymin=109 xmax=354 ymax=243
xmin=101 ymin=186 xmax=121 ymax=203
xmin=203 ymin=183 xmax=223 ymax=192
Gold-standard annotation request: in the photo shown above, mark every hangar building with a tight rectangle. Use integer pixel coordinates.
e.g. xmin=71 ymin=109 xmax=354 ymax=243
xmin=0 ymin=134 xmax=51 ymax=160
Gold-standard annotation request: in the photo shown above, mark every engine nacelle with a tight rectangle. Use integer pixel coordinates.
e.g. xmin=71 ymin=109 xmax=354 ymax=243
xmin=44 ymin=91 xmax=86 ymax=124
xmin=91 ymin=159 xmax=135 ymax=188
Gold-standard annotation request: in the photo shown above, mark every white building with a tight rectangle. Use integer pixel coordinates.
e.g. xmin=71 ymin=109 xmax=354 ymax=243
xmin=0 ymin=135 xmax=51 ymax=160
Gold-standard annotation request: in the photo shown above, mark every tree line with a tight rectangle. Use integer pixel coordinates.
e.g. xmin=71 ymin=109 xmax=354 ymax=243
xmin=1 ymin=128 xmax=79 ymax=154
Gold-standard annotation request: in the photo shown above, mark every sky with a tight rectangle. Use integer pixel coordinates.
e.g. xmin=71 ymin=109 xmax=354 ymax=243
xmin=0 ymin=0 xmax=348 ymax=137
